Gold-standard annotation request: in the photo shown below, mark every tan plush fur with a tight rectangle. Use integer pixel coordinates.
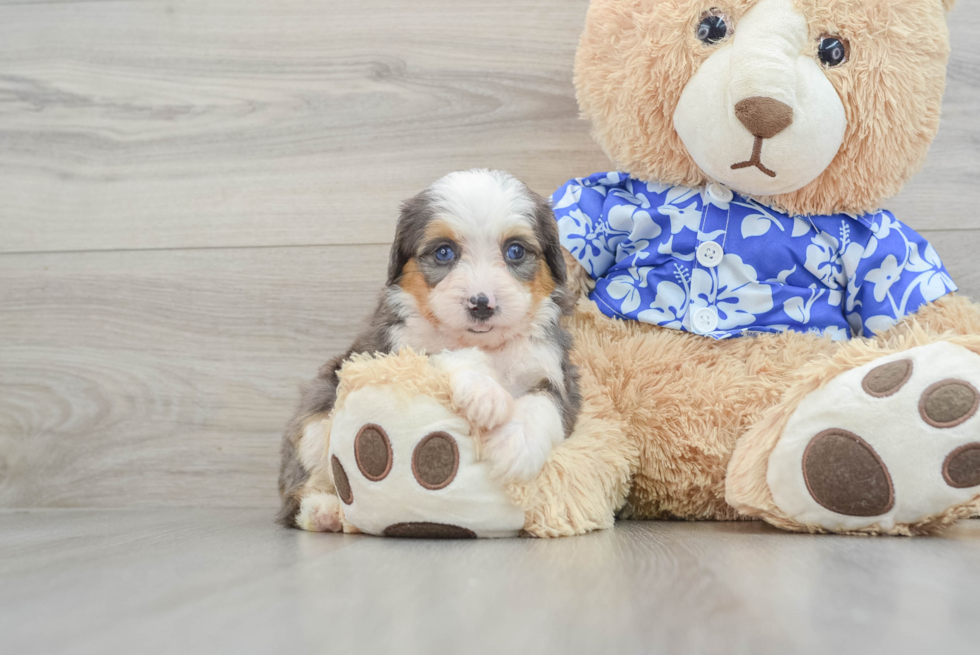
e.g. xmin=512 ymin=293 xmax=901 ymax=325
xmin=517 ymin=0 xmax=976 ymax=537
xmin=295 ymin=350 xmax=465 ymax=534
xmin=331 ymin=294 xmax=980 ymax=537
xmin=310 ymin=349 xmax=465 ymax=478
xmin=327 ymin=0 xmax=976 ymax=537
xmin=333 ymin=349 xmax=502 ymax=461
xmin=726 ymin=296 xmax=980 ymax=535
xmin=575 ymin=0 xmax=952 ymax=216
xmin=558 ymin=288 xmax=838 ymax=522
xmin=519 ymin=284 xmax=980 ymax=536
xmin=335 ymin=350 xmax=456 ymax=416
xmin=511 ymin=390 xmax=636 ymax=537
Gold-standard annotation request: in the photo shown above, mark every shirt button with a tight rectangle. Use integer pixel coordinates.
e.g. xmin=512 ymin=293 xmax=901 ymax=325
xmin=696 ymin=242 xmax=724 ymax=268
xmin=692 ymin=307 xmax=719 ymax=334
xmin=706 ymin=183 xmax=734 ymax=204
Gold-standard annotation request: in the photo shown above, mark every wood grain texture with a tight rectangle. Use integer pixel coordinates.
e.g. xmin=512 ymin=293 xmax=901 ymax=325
xmin=1 ymin=1 xmax=978 ymax=254
xmin=0 ymin=0 xmax=605 ymax=253
xmin=0 ymin=244 xmax=389 ymax=508
xmin=2 ymin=510 xmax=980 ymax=655
xmin=2 ymin=232 xmax=980 ymax=509
xmin=892 ymin=16 xmax=980 ymax=223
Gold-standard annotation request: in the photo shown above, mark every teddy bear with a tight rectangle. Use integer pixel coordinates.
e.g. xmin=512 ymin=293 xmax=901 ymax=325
xmin=293 ymin=0 xmax=980 ymax=537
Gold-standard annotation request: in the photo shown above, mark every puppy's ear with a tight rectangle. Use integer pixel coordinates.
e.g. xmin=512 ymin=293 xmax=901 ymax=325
xmin=530 ymin=191 xmax=568 ymax=286
xmin=386 ymin=190 xmax=432 ymax=286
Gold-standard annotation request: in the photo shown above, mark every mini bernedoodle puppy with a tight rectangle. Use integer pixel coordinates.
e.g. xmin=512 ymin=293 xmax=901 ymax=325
xmin=278 ymin=169 xmax=581 ymax=531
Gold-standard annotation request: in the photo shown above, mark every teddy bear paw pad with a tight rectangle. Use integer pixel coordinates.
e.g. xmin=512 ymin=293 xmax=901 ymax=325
xmin=382 ymin=522 xmax=477 ymax=539
xmin=801 ymin=429 xmax=895 ymax=517
xmin=768 ymin=342 xmax=980 ymax=531
xmin=327 ymin=385 xmax=525 ymax=538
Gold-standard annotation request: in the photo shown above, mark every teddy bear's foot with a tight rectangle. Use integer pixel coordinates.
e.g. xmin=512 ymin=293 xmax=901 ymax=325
xmin=746 ymin=342 xmax=980 ymax=534
xmin=328 ymin=382 xmax=525 ymax=538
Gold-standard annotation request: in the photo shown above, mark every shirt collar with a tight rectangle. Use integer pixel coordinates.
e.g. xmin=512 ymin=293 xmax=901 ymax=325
xmin=657 ymin=177 xmax=882 ymax=230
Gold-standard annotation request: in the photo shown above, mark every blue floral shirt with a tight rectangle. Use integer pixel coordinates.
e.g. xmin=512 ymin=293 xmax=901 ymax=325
xmin=553 ymin=172 xmax=957 ymax=340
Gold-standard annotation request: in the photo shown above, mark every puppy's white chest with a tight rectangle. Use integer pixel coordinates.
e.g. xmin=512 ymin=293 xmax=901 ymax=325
xmin=488 ymin=338 xmax=560 ymax=397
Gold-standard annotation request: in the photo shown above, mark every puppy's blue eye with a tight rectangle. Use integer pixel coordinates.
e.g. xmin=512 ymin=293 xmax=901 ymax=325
xmin=506 ymin=244 xmax=526 ymax=261
xmin=435 ymin=246 xmax=455 ymax=262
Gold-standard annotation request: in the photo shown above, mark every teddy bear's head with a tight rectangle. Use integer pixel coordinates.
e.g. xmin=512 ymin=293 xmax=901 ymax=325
xmin=575 ymin=0 xmax=956 ymax=216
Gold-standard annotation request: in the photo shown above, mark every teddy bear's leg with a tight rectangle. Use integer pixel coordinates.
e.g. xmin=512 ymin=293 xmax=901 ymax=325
xmin=886 ymin=294 xmax=980 ymax=337
xmin=728 ymin=300 xmax=980 ymax=535
xmin=508 ymin=390 xmax=637 ymax=537
xmin=327 ymin=363 xmax=528 ymax=538
xmin=498 ymin=299 xmax=640 ymax=539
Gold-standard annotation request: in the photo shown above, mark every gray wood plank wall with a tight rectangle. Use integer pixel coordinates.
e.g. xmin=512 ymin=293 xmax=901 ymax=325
xmin=1 ymin=1 xmax=979 ymax=509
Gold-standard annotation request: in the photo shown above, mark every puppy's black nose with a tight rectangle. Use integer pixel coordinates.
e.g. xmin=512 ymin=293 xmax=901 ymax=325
xmin=468 ymin=294 xmax=494 ymax=321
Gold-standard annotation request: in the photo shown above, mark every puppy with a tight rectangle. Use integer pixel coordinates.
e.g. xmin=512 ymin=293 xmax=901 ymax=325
xmin=277 ymin=169 xmax=581 ymax=531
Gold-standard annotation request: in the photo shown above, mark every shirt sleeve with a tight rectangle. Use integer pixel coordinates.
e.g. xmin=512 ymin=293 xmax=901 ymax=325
xmin=844 ymin=212 xmax=958 ymax=337
xmin=551 ymin=173 xmax=626 ymax=279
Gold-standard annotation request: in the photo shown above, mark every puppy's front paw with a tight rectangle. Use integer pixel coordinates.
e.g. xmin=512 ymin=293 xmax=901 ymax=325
xmin=451 ymin=370 xmax=514 ymax=430
xmin=483 ymin=421 xmax=550 ymax=482
xmin=296 ymin=492 xmax=344 ymax=533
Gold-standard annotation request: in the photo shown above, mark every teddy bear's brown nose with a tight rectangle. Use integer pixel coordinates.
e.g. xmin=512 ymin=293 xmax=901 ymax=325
xmin=735 ymin=96 xmax=794 ymax=139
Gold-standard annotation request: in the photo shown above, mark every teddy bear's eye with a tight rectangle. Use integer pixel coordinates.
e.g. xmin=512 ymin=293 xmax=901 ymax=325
xmin=697 ymin=10 xmax=730 ymax=45
xmin=818 ymin=36 xmax=849 ymax=67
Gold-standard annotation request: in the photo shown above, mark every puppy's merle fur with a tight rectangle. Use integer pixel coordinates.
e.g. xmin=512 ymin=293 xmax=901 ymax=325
xmin=278 ymin=170 xmax=580 ymax=529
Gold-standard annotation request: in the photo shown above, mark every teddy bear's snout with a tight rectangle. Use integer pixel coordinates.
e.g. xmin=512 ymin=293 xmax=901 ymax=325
xmin=672 ymin=0 xmax=847 ymax=195
xmin=734 ymin=96 xmax=794 ymax=140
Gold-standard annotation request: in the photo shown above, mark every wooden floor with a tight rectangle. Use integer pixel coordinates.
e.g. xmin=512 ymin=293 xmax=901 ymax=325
xmin=2 ymin=509 xmax=980 ymax=655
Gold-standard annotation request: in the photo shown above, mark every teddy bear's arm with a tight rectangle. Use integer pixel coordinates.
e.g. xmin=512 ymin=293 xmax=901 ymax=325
xmin=510 ymin=389 xmax=639 ymax=537
xmin=889 ymin=294 xmax=980 ymax=339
